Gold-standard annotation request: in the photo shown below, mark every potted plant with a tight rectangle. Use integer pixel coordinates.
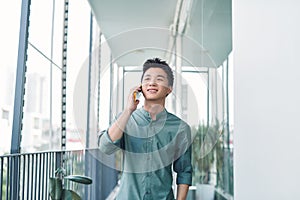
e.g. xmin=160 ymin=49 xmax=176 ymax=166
xmin=49 ymin=167 xmax=93 ymax=200
xmin=191 ymin=120 xmax=224 ymax=200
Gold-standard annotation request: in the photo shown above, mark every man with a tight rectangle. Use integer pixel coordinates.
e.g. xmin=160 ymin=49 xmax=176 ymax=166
xmin=98 ymin=58 xmax=192 ymax=200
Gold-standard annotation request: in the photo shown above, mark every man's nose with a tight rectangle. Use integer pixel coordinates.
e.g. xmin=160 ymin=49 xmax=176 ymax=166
xmin=148 ymin=79 xmax=157 ymax=85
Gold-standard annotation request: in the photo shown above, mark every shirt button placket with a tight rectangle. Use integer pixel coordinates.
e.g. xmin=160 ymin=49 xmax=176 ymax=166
xmin=143 ymin=189 xmax=152 ymax=200
xmin=147 ymin=138 xmax=153 ymax=161
xmin=145 ymin=139 xmax=152 ymax=199
xmin=144 ymin=121 xmax=153 ymax=200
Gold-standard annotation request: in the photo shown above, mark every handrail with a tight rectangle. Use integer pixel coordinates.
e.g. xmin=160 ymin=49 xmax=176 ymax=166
xmin=0 ymin=149 xmax=87 ymax=200
xmin=0 ymin=149 xmax=85 ymax=158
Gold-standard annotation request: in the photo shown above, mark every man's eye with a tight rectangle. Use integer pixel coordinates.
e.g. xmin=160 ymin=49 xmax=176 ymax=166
xmin=143 ymin=78 xmax=150 ymax=82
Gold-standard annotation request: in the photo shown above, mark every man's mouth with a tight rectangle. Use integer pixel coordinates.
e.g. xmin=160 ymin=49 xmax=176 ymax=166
xmin=147 ymin=88 xmax=158 ymax=93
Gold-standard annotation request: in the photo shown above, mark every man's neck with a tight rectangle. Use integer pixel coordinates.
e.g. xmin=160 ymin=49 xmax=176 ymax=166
xmin=143 ymin=100 xmax=165 ymax=120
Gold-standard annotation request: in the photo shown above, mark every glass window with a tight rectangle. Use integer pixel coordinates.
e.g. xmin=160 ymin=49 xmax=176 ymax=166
xmin=0 ymin=1 xmax=21 ymax=154
xmin=2 ymin=109 xmax=9 ymax=120
xmin=33 ymin=117 xmax=40 ymax=129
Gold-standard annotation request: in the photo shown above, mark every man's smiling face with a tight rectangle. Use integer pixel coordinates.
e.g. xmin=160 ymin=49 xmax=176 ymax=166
xmin=141 ymin=67 xmax=172 ymax=101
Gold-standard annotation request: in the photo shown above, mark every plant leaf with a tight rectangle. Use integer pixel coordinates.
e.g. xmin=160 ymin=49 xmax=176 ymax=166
xmin=49 ymin=177 xmax=62 ymax=200
xmin=64 ymin=175 xmax=92 ymax=185
xmin=62 ymin=189 xmax=81 ymax=200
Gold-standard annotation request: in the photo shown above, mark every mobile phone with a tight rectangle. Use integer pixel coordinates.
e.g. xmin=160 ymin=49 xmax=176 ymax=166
xmin=134 ymin=85 xmax=142 ymax=101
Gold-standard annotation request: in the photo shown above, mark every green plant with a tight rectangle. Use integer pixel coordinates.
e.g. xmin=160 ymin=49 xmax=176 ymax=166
xmin=191 ymin=120 xmax=224 ymax=185
xmin=49 ymin=167 xmax=92 ymax=200
xmin=1 ymin=167 xmax=7 ymax=199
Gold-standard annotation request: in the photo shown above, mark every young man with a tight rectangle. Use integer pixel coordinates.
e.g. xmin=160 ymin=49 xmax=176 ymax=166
xmin=98 ymin=58 xmax=192 ymax=200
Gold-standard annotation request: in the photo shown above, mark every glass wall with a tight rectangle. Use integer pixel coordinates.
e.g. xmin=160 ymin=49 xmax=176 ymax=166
xmin=0 ymin=0 xmax=234 ymax=198
xmin=0 ymin=1 xmax=21 ymax=154
xmin=0 ymin=1 xmax=94 ymax=153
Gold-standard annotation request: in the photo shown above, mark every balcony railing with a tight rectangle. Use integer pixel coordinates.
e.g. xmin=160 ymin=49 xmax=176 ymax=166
xmin=1 ymin=149 xmax=233 ymax=200
xmin=0 ymin=150 xmax=87 ymax=200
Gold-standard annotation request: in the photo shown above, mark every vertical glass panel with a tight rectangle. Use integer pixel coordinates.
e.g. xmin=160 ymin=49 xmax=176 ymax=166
xmin=21 ymin=0 xmax=65 ymax=152
xmin=65 ymin=0 xmax=91 ymax=150
xmin=16 ymin=0 xmax=92 ymax=152
xmin=182 ymin=68 xmax=208 ymax=127
xmin=0 ymin=1 xmax=21 ymax=154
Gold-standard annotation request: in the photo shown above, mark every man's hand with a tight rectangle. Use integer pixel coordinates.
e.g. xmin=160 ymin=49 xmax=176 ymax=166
xmin=108 ymin=85 xmax=141 ymax=142
xmin=126 ymin=85 xmax=142 ymax=113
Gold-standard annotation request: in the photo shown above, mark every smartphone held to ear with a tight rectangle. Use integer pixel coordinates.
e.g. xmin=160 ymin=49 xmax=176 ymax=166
xmin=134 ymin=85 xmax=142 ymax=101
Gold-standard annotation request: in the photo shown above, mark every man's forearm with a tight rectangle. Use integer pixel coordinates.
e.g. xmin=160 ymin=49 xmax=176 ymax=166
xmin=108 ymin=109 xmax=132 ymax=142
xmin=176 ymin=184 xmax=189 ymax=200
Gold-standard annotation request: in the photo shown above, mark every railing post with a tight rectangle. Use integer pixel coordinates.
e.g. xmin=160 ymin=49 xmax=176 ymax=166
xmin=61 ymin=0 xmax=69 ymax=171
xmin=10 ymin=0 xmax=31 ymax=199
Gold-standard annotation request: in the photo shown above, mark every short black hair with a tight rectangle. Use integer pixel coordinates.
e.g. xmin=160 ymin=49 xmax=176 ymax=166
xmin=141 ymin=58 xmax=174 ymax=87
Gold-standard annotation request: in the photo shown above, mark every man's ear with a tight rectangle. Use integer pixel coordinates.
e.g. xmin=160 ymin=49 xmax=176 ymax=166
xmin=166 ymin=86 xmax=173 ymax=96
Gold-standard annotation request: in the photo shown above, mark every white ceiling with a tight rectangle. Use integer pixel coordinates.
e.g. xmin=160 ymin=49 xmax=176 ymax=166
xmin=88 ymin=0 xmax=232 ymax=68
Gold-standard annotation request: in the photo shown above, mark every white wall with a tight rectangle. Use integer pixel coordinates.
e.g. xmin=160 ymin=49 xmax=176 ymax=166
xmin=234 ymin=0 xmax=300 ymax=199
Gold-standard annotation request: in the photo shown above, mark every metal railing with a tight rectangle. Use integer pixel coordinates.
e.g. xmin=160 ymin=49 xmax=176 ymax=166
xmin=0 ymin=150 xmax=85 ymax=200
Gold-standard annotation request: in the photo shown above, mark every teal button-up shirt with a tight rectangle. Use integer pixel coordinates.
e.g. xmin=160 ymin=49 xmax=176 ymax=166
xmin=99 ymin=108 xmax=192 ymax=200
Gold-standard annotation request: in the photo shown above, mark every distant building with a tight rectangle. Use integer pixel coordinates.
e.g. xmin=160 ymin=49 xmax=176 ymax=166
xmin=0 ymin=66 xmax=15 ymax=154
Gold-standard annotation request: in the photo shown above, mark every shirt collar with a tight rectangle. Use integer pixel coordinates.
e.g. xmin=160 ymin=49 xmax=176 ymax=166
xmin=140 ymin=107 xmax=167 ymax=121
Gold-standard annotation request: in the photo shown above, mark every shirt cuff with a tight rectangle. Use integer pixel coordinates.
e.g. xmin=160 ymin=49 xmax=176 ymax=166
xmin=98 ymin=130 xmax=120 ymax=154
xmin=176 ymin=172 xmax=192 ymax=186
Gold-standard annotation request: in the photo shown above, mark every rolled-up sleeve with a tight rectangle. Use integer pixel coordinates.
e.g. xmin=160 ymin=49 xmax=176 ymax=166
xmin=173 ymin=124 xmax=193 ymax=185
xmin=98 ymin=129 xmax=122 ymax=155
xmin=174 ymin=146 xmax=192 ymax=185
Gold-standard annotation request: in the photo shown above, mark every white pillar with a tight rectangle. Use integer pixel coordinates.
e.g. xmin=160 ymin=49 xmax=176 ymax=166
xmin=234 ymin=0 xmax=300 ymax=199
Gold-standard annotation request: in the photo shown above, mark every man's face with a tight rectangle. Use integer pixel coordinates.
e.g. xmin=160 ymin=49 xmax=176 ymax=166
xmin=141 ymin=67 xmax=172 ymax=101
